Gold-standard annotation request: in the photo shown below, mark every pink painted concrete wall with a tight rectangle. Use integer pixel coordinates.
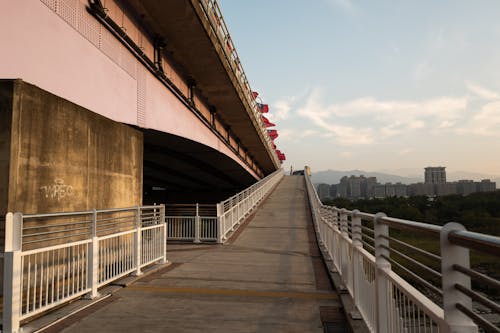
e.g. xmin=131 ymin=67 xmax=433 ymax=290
xmin=0 ymin=0 xmax=258 ymax=179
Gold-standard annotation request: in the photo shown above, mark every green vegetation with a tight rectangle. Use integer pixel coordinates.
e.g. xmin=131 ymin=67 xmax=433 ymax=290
xmin=322 ymin=191 xmax=500 ymax=236
xmin=323 ymin=191 xmax=500 ymax=295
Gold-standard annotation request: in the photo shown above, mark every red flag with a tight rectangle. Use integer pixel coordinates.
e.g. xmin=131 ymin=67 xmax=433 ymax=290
xmin=267 ymin=129 xmax=278 ymax=140
xmin=251 ymin=91 xmax=259 ymax=99
xmin=276 ymin=150 xmax=286 ymax=161
xmin=257 ymin=103 xmax=269 ymax=113
xmin=261 ymin=115 xmax=275 ymax=128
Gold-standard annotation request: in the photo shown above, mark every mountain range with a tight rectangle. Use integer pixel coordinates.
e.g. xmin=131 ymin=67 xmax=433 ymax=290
xmin=311 ymin=169 xmax=500 ymax=188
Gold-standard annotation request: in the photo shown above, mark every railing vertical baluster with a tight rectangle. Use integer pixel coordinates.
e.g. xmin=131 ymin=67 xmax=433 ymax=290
xmin=194 ymin=203 xmax=201 ymax=244
xmin=374 ymin=212 xmax=390 ymax=333
xmin=216 ymin=203 xmax=223 ymax=243
xmin=134 ymin=207 xmax=142 ymax=276
xmin=351 ymin=210 xmax=362 ymax=310
xmin=440 ymin=222 xmax=477 ymax=332
xmin=3 ymin=212 xmax=23 ymax=333
xmin=87 ymin=209 xmax=100 ymax=299
xmin=340 ymin=209 xmax=348 ymax=278
xmin=160 ymin=205 xmax=167 ymax=263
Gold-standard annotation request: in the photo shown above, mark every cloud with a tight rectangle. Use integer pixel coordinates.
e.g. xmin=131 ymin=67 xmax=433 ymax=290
xmin=399 ymin=148 xmax=414 ymax=155
xmin=466 ymin=82 xmax=500 ymax=100
xmin=456 ymin=101 xmax=500 ymax=137
xmin=275 ymin=81 xmax=497 ymax=151
xmin=296 ymin=90 xmax=375 ymax=145
xmin=315 ymin=95 xmax=466 ymax=121
xmin=340 ymin=151 xmax=353 ymax=158
xmin=325 ymin=0 xmax=356 ymax=12
xmin=294 ymin=88 xmax=467 ymax=145
xmin=270 ymin=99 xmax=292 ymax=121
xmin=413 ymin=61 xmax=433 ymax=81
xmin=300 ymin=129 xmax=318 ymax=138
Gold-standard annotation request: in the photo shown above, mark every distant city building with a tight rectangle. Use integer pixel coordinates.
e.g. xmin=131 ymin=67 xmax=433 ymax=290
xmin=364 ymin=177 xmax=377 ymax=198
xmin=373 ymin=184 xmax=386 ymax=198
xmin=329 ymin=184 xmax=338 ymax=198
xmin=478 ymin=179 xmax=496 ymax=192
xmin=336 ymin=175 xmax=377 ymax=199
xmin=349 ymin=177 xmax=363 ymax=199
xmin=317 ymin=167 xmax=496 ymax=200
xmin=337 ymin=179 xmax=348 ymax=198
xmin=408 ymin=183 xmax=435 ymax=196
xmin=394 ymin=183 xmax=408 ymax=197
xmin=435 ymin=182 xmax=457 ymax=196
xmin=457 ymin=180 xmax=476 ymax=196
xmin=316 ymin=183 xmax=331 ymax=200
xmin=425 ymin=167 xmax=446 ymax=184
xmin=373 ymin=183 xmax=407 ymax=199
xmin=385 ymin=183 xmax=396 ymax=197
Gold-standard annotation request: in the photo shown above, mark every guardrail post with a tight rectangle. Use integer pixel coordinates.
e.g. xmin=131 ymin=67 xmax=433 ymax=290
xmin=332 ymin=209 xmax=339 ymax=230
xmin=440 ymin=222 xmax=477 ymax=333
xmin=3 ymin=212 xmax=22 ymax=333
xmin=351 ymin=210 xmax=362 ymax=307
xmin=194 ymin=203 xmax=201 ymax=244
xmin=160 ymin=205 xmax=167 ymax=263
xmin=374 ymin=212 xmax=390 ymax=333
xmin=216 ymin=203 xmax=223 ymax=243
xmin=340 ymin=209 xmax=348 ymax=236
xmin=86 ymin=209 xmax=100 ymax=299
xmin=339 ymin=209 xmax=349 ymax=278
xmin=134 ymin=207 xmax=143 ymax=276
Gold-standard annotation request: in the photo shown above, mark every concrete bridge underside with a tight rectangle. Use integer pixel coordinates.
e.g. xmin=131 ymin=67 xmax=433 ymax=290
xmin=142 ymin=129 xmax=258 ymax=204
xmin=0 ymin=0 xmax=280 ymax=213
xmin=0 ymin=80 xmax=259 ymax=216
xmin=39 ymin=176 xmax=347 ymax=332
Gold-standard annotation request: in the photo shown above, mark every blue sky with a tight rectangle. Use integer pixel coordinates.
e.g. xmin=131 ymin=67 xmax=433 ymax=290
xmin=219 ymin=0 xmax=500 ymax=177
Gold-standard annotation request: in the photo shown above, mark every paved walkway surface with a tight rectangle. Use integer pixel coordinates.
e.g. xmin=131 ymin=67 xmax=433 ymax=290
xmin=58 ymin=176 xmax=345 ymax=332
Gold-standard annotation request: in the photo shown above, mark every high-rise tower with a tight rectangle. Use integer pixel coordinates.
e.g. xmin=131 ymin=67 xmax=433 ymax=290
xmin=424 ymin=167 xmax=446 ymax=184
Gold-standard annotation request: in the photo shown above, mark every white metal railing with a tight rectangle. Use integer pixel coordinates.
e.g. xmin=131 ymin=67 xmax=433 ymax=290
xmin=165 ymin=203 xmax=218 ymax=243
xmin=197 ymin=0 xmax=280 ymax=167
xmin=218 ymin=169 xmax=284 ymax=242
xmin=304 ymin=168 xmax=500 ymax=333
xmin=2 ymin=205 xmax=167 ymax=333
xmin=165 ymin=169 xmax=284 ymax=243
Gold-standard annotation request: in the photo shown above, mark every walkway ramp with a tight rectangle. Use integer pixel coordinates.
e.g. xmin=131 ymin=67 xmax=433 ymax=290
xmin=57 ymin=176 xmax=346 ymax=332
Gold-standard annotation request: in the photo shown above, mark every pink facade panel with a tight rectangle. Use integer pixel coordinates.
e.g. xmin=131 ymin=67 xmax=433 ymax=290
xmin=0 ymin=0 xmax=258 ymax=179
xmin=1 ymin=1 xmax=137 ymax=125
xmin=195 ymin=95 xmax=212 ymax=120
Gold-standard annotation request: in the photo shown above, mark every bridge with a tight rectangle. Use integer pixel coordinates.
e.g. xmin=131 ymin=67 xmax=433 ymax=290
xmin=2 ymin=170 xmax=500 ymax=332
xmin=1 ymin=0 xmax=282 ymax=216
xmin=1 ymin=0 xmax=500 ymax=332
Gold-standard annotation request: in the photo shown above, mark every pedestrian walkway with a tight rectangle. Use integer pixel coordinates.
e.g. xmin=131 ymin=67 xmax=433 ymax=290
xmin=57 ymin=176 xmax=345 ymax=332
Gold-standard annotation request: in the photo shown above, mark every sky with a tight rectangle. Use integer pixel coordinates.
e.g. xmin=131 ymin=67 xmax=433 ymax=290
xmin=218 ymin=0 xmax=500 ymax=177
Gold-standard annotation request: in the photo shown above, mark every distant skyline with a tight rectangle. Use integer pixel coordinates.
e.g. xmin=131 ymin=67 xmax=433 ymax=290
xmin=219 ymin=1 xmax=500 ymax=176
xmin=310 ymin=168 xmax=500 ymax=186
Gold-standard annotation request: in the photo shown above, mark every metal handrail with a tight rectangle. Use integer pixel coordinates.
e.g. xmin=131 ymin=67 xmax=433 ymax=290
xmin=304 ymin=167 xmax=500 ymax=332
xmin=3 ymin=205 xmax=167 ymax=332
xmin=218 ymin=168 xmax=284 ymax=241
xmin=197 ymin=0 xmax=279 ymax=166
xmin=327 ymin=204 xmax=500 ymax=253
xmin=449 ymin=230 xmax=500 ymax=256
